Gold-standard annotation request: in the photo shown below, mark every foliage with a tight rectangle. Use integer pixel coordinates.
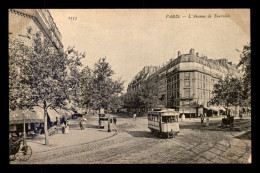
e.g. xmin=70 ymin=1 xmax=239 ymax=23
xmin=123 ymin=79 xmax=160 ymax=112
xmin=77 ymin=66 xmax=94 ymax=112
xmin=211 ymin=76 xmax=243 ymax=109
xmin=237 ymin=43 xmax=251 ymax=106
xmin=91 ymin=57 xmax=124 ymax=111
xmin=9 ymin=38 xmax=34 ymax=111
xmin=9 ymin=30 xmax=85 ymax=145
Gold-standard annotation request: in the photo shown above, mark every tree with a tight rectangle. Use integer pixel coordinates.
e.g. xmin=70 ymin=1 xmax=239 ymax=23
xmin=138 ymin=79 xmax=161 ymax=113
xmin=123 ymin=79 xmax=161 ymax=115
xmin=123 ymin=90 xmax=141 ymax=110
xmin=9 ymin=30 xmax=85 ymax=145
xmin=91 ymin=57 xmax=124 ymax=112
xmin=237 ymin=43 xmax=251 ymax=111
xmin=79 ymin=66 xmax=93 ymax=112
xmin=9 ymin=38 xmax=35 ymax=111
xmin=211 ymin=76 xmax=243 ymax=116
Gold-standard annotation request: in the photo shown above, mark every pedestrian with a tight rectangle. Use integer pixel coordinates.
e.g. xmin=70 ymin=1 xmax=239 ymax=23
xmin=239 ymin=111 xmax=243 ymax=119
xmin=133 ymin=113 xmax=136 ymax=121
xmin=201 ymin=114 xmax=204 ymax=126
xmin=61 ymin=123 xmax=65 ymax=134
xmin=113 ymin=117 xmax=117 ymax=125
xmin=79 ymin=120 xmax=84 ymax=130
xmin=206 ymin=117 xmax=209 ymax=127
xmin=57 ymin=117 xmax=60 ymax=126
xmin=65 ymin=124 xmax=69 ymax=134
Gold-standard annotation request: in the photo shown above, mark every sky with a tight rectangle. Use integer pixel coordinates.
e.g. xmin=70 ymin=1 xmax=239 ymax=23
xmin=49 ymin=9 xmax=250 ymax=93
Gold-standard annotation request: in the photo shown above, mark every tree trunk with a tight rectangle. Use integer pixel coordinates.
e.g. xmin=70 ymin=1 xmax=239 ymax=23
xmin=44 ymin=101 xmax=49 ymax=146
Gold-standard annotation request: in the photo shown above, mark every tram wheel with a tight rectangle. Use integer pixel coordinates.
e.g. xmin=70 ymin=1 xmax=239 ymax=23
xmin=17 ymin=146 xmax=32 ymax=161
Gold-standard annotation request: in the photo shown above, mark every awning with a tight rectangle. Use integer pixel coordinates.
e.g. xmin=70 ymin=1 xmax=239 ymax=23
xmin=47 ymin=109 xmax=61 ymax=122
xmin=55 ymin=108 xmax=74 ymax=118
xmin=9 ymin=107 xmax=44 ymax=123
xmin=207 ymin=106 xmax=219 ymax=111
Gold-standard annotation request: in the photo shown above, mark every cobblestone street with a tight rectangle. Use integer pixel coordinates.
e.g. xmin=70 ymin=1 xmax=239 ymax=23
xmin=11 ymin=115 xmax=251 ymax=164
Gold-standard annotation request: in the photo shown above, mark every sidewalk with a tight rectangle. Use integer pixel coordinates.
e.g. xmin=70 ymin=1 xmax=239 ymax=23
xmin=27 ymin=127 xmax=114 ymax=153
xmin=11 ymin=117 xmax=117 ymax=164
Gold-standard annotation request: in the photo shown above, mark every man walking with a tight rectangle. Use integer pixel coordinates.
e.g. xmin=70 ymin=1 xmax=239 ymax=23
xmin=201 ymin=113 xmax=204 ymax=126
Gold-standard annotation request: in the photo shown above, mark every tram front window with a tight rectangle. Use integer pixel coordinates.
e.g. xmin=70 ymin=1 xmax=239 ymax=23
xmin=162 ymin=116 xmax=177 ymax=123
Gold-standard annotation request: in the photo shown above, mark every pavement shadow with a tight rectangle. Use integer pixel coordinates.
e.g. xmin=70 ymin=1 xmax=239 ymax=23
xmin=235 ymin=131 xmax=251 ymax=140
xmin=86 ymin=124 xmax=100 ymax=129
xmin=180 ymin=123 xmax=202 ymax=129
xmin=127 ymin=131 xmax=154 ymax=138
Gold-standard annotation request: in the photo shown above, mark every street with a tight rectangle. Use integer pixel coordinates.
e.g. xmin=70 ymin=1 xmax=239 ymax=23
xmin=11 ymin=115 xmax=251 ymax=164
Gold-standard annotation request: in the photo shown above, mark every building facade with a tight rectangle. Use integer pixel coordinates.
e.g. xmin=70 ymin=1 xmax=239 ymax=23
xmin=127 ymin=48 xmax=242 ymax=117
xmin=127 ymin=65 xmax=158 ymax=92
xmin=9 ymin=9 xmax=63 ymax=52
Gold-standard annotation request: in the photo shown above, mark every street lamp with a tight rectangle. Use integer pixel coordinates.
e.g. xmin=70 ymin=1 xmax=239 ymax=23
xmin=23 ymin=113 xmax=27 ymax=146
xmin=107 ymin=112 xmax=111 ymax=132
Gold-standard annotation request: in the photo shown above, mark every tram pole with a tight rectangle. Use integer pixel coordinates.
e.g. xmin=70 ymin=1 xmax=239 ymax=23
xmin=108 ymin=114 xmax=111 ymax=132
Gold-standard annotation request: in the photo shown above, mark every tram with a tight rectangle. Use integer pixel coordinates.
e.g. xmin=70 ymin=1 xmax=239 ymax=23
xmin=148 ymin=108 xmax=180 ymax=138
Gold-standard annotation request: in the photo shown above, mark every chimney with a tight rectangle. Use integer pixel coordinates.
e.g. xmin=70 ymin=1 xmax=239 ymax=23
xmin=190 ymin=48 xmax=194 ymax=54
xmin=178 ymin=51 xmax=181 ymax=57
xmin=196 ymin=52 xmax=199 ymax=57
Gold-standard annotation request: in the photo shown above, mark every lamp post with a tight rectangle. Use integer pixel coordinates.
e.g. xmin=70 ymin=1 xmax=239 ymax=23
xmin=107 ymin=113 xmax=111 ymax=132
xmin=23 ymin=113 xmax=27 ymax=146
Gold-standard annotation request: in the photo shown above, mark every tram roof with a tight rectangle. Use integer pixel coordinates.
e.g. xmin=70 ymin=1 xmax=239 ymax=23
xmin=148 ymin=108 xmax=179 ymax=115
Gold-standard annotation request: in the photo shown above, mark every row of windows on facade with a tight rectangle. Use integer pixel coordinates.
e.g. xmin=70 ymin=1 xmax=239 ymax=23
xmin=167 ymin=81 xmax=214 ymax=91
xmin=166 ymin=88 xmax=211 ymax=100
xmin=167 ymin=101 xmax=180 ymax=107
xmin=167 ymin=72 xmax=216 ymax=83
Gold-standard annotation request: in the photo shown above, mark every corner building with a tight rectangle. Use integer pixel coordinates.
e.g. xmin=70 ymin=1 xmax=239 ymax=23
xmin=161 ymin=48 xmax=241 ymax=117
xmin=127 ymin=48 xmax=242 ymax=117
xmin=9 ymin=9 xmax=63 ymax=52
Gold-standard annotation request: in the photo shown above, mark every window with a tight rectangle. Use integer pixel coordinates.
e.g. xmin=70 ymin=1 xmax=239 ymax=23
xmin=184 ymin=89 xmax=190 ymax=98
xmin=203 ymin=91 xmax=205 ymax=98
xmin=203 ymin=75 xmax=205 ymax=81
xmin=184 ymin=80 xmax=190 ymax=87
xmin=184 ymin=72 xmax=190 ymax=79
xmin=177 ymin=74 xmax=180 ymax=80
xmin=203 ymin=83 xmax=205 ymax=89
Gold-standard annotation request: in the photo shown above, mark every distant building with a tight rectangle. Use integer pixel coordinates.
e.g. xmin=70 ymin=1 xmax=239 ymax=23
xmin=9 ymin=9 xmax=63 ymax=52
xmin=127 ymin=65 xmax=158 ymax=92
xmin=127 ymin=48 xmax=242 ymax=117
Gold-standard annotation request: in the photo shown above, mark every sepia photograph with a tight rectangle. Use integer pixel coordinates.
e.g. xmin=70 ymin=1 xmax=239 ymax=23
xmin=8 ymin=9 xmax=251 ymax=164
